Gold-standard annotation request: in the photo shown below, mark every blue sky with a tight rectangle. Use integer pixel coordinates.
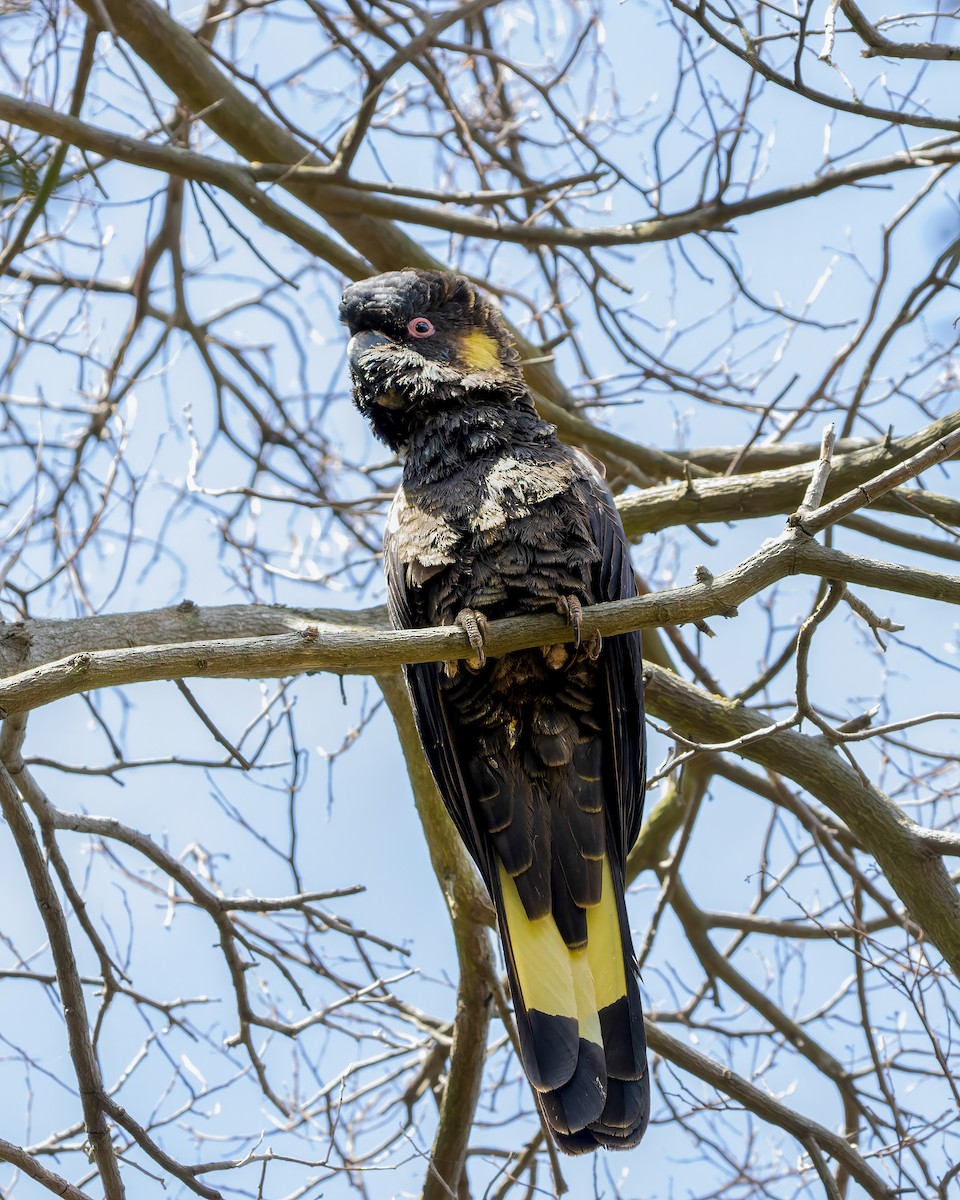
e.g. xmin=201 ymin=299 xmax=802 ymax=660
xmin=1 ymin=1 xmax=959 ymax=1196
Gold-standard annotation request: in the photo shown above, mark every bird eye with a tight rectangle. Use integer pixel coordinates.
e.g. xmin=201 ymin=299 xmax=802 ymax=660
xmin=407 ymin=317 xmax=435 ymax=339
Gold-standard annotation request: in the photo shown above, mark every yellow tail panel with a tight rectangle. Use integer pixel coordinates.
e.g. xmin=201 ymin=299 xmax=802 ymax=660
xmin=498 ymin=864 xmax=577 ymax=1019
xmin=585 ymin=857 xmax=628 ymax=1010
xmin=498 ymin=861 xmax=626 ymax=1044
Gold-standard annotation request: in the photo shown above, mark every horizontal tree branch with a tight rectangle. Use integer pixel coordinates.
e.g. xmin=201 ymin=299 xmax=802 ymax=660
xmin=841 ymin=0 xmax=960 ymax=60
xmin=1 ymin=534 xmax=956 ymax=718
xmin=619 ymin=407 xmax=960 ymax=535
xmin=4 ymin=91 xmax=960 ymax=249
xmin=0 ymin=598 xmax=386 ymax=681
xmin=0 ymin=93 xmax=371 ymax=283
xmin=670 ymin=436 xmax=873 ymax=472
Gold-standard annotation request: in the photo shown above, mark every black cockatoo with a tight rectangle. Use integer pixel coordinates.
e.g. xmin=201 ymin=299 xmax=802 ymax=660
xmin=341 ymin=269 xmax=649 ymax=1153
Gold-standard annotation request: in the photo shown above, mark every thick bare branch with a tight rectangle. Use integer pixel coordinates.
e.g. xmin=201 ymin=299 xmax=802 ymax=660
xmin=620 ymin=407 xmax=960 ymax=535
xmin=379 ymin=674 xmax=495 ymax=1200
xmin=2 ymin=532 xmax=957 ymax=718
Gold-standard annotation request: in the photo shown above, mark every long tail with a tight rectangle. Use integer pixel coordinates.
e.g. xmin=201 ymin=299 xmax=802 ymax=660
xmin=495 ymin=856 xmax=649 ymax=1153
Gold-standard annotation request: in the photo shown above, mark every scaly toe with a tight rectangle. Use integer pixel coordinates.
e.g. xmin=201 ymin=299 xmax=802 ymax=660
xmin=585 ymin=630 xmax=603 ymax=661
xmin=455 ymin=608 xmax=488 ymax=670
xmin=557 ymin=594 xmax=584 ymax=651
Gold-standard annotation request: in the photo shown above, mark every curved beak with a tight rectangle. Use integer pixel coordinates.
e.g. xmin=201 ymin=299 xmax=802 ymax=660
xmin=347 ymin=328 xmax=394 ymax=370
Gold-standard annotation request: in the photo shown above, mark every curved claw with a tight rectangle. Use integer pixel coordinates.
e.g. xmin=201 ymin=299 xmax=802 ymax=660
xmin=455 ymin=607 xmax=488 ymax=671
xmin=557 ymin=594 xmax=583 ymax=651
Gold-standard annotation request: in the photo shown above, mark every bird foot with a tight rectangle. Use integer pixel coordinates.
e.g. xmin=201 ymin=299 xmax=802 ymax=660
xmin=449 ymin=607 xmax=488 ymax=674
xmin=556 ymin=594 xmax=583 ymax=650
xmin=556 ymin=594 xmax=602 ymax=662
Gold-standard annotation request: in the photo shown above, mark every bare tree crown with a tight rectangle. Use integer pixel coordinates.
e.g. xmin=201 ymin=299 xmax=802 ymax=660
xmin=0 ymin=2 xmax=958 ymax=1198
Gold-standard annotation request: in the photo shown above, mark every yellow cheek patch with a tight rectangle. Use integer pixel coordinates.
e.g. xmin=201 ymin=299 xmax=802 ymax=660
xmin=458 ymin=330 xmax=503 ymax=373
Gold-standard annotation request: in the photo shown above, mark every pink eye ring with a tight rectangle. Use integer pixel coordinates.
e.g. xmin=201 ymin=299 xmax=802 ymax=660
xmin=407 ymin=317 xmax=435 ymax=338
